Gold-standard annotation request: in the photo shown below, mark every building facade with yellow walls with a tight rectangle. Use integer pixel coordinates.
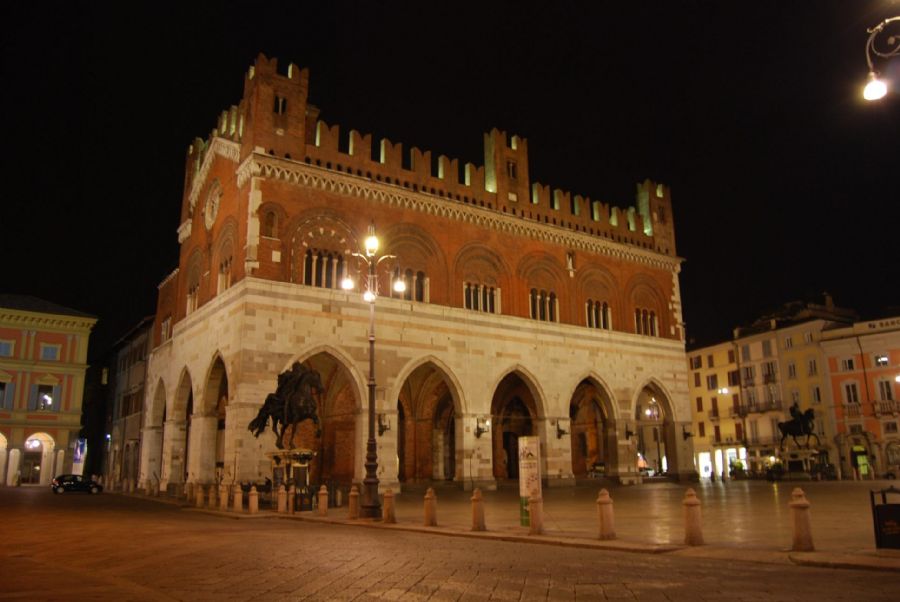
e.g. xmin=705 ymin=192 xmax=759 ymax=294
xmin=0 ymin=295 xmax=97 ymax=486
xmin=687 ymin=341 xmax=745 ymax=478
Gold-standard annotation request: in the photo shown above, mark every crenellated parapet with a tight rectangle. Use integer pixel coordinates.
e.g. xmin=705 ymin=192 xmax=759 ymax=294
xmin=180 ymin=54 xmax=677 ymax=256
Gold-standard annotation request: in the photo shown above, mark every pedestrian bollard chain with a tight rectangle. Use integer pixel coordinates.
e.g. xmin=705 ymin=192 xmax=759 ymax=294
xmin=317 ymin=485 xmax=329 ymax=516
xmin=424 ymin=487 xmax=437 ymax=526
xmin=528 ymin=494 xmax=544 ymax=535
xmin=277 ymin=484 xmax=287 ymax=513
xmin=233 ymin=485 xmax=242 ymax=512
xmin=348 ymin=485 xmax=360 ymax=519
xmin=248 ymin=485 xmax=258 ymax=514
xmin=789 ymin=487 xmax=814 ymax=551
xmin=383 ymin=488 xmax=397 ymax=524
xmin=683 ymin=487 xmax=704 ymax=546
xmin=471 ymin=488 xmax=486 ymax=531
xmin=596 ymin=489 xmax=616 ymax=540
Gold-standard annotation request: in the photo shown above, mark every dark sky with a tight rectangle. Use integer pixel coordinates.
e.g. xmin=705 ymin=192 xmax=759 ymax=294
xmin=3 ymin=1 xmax=898 ymax=359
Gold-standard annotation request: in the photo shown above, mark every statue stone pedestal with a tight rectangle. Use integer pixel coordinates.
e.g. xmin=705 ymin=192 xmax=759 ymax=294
xmin=267 ymin=449 xmax=316 ymax=512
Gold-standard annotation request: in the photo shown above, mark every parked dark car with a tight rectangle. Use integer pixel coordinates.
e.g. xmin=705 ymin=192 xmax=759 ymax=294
xmin=51 ymin=474 xmax=102 ymax=494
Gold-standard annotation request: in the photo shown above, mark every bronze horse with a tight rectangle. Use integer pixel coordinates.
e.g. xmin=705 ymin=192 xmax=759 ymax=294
xmin=248 ymin=362 xmax=324 ymax=449
xmin=777 ymin=407 xmax=819 ymax=449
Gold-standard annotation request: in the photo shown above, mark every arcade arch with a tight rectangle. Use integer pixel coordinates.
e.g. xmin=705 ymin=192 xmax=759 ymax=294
xmin=633 ymin=381 xmax=676 ymax=476
xmin=568 ymin=378 xmax=618 ymax=477
xmin=201 ymin=355 xmax=229 ymax=482
xmin=490 ymin=370 xmax=545 ymax=479
xmin=22 ymin=432 xmax=56 ymax=485
xmin=167 ymin=370 xmax=194 ymax=487
xmin=395 ymin=360 xmax=463 ymax=483
xmin=287 ymin=350 xmax=361 ymax=486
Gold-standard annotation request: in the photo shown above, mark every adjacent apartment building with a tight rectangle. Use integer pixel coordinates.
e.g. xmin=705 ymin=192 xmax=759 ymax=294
xmin=688 ymin=296 xmax=856 ymax=477
xmin=0 ymin=295 xmax=97 ymax=485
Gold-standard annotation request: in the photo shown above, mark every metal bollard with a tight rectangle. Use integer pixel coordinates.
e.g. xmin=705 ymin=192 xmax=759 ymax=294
xmin=248 ymin=486 xmax=258 ymax=514
xmin=317 ymin=485 xmax=329 ymax=516
xmin=471 ymin=488 xmax=486 ymax=531
xmin=233 ymin=486 xmax=243 ymax=512
xmin=383 ymin=488 xmax=397 ymax=524
xmin=789 ymin=488 xmax=814 ymax=551
xmin=683 ymin=488 xmax=704 ymax=546
xmin=528 ymin=494 xmax=544 ymax=535
xmin=348 ymin=485 xmax=360 ymax=519
xmin=195 ymin=485 xmax=205 ymax=508
xmin=277 ymin=484 xmax=286 ymax=513
xmin=596 ymin=489 xmax=616 ymax=540
xmin=424 ymin=487 xmax=437 ymax=526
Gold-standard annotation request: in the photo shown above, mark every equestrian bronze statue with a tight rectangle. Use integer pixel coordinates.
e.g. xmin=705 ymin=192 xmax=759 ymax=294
xmin=777 ymin=404 xmax=819 ymax=449
xmin=248 ymin=362 xmax=324 ymax=449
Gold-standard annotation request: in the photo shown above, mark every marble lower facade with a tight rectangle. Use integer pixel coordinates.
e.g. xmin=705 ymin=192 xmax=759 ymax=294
xmin=138 ymin=277 xmax=694 ymax=494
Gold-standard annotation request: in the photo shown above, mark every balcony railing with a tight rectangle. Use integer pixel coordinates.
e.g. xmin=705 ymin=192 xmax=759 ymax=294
xmin=763 ymin=373 xmax=777 ymax=384
xmin=874 ymin=400 xmax=899 ymax=416
xmin=843 ymin=403 xmax=862 ymax=418
xmin=745 ymin=401 xmax=783 ymax=414
xmin=742 ymin=378 xmax=755 ymax=387
xmin=730 ymin=407 xmax=744 ymax=418
xmin=709 ymin=408 xmax=720 ymax=420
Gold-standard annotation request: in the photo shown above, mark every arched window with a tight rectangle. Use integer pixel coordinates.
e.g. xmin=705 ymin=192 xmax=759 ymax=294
xmin=217 ymin=257 xmax=233 ymax=294
xmin=634 ymin=307 xmax=658 ymax=336
xmin=530 ymin=289 xmax=538 ymax=319
xmin=262 ymin=211 xmax=278 ymax=237
xmin=464 ymin=282 xmax=497 ymax=314
xmin=548 ymin=292 xmax=557 ymax=322
xmin=302 ymin=249 xmax=346 ymax=290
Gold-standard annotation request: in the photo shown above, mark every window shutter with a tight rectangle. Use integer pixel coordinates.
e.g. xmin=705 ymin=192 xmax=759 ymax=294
xmin=52 ymin=385 xmax=62 ymax=412
xmin=29 ymin=384 xmax=38 ymax=411
xmin=4 ymin=382 xmax=15 ymax=409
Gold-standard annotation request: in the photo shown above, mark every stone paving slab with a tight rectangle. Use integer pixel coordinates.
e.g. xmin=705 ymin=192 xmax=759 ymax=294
xmin=126 ymin=479 xmax=900 ymax=574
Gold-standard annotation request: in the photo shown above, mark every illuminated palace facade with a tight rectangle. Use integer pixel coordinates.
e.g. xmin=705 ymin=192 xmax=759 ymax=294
xmin=139 ymin=55 xmax=692 ymax=495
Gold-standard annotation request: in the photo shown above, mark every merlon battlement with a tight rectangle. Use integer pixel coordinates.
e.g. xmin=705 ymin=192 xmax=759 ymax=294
xmin=182 ymin=55 xmax=677 ymax=256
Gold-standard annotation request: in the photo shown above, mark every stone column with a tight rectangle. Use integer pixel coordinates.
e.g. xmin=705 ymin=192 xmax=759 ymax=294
xmin=596 ymin=489 xmax=616 ymax=540
xmin=219 ymin=483 xmax=229 ymax=511
xmin=348 ymin=485 xmax=359 ymax=519
xmin=471 ymin=488 xmax=486 ymax=531
xmin=317 ymin=485 xmax=328 ymax=516
xmin=789 ymin=488 xmax=814 ymax=551
xmin=424 ymin=487 xmax=437 ymax=526
xmin=528 ymin=494 xmax=543 ymax=535
xmin=683 ymin=488 xmax=704 ymax=546
xmin=383 ymin=488 xmax=396 ymax=524
xmin=277 ymin=484 xmax=286 ymax=513
xmin=233 ymin=486 xmax=243 ymax=512
xmin=248 ymin=486 xmax=258 ymax=514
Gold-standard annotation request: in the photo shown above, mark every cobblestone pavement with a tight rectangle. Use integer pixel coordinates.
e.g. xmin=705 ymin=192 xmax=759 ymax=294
xmin=2 ymin=487 xmax=899 ymax=601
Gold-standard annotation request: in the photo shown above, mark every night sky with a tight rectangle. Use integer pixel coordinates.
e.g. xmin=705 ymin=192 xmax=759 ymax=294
xmin=3 ymin=1 xmax=898 ymax=360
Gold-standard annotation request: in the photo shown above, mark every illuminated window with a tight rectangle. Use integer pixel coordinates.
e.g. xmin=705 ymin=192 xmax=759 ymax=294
xmin=30 ymin=384 xmax=59 ymax=412
xmin=875 ymin=354 xmax=889 ymax=367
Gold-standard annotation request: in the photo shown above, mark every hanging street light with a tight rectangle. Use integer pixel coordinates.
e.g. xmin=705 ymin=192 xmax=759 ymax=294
xmin=863 ymin=16 xmax=900 ymax=101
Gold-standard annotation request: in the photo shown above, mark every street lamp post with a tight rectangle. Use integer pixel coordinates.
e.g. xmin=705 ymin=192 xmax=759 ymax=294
xmin=341 ymin=224 xmax=405 ymax=519
xmin=863 ymin=16 xmax=900 ymax=101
